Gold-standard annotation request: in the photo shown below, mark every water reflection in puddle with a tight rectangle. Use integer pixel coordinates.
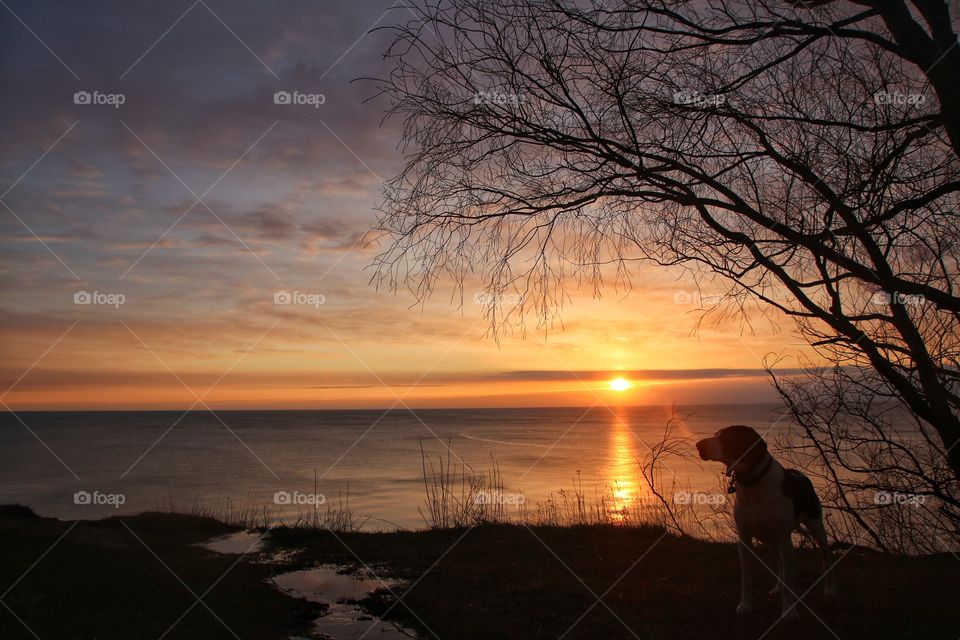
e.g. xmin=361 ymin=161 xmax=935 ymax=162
xmin=276 ymin=566 xmax=416 ymax=640
xmin=203 ymin=530 xmax=266 ymax=555
xmin=203 ymin=531 xmax=416 ymax=639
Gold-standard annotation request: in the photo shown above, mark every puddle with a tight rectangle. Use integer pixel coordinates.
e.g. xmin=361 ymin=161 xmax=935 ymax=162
xmin=203 ymin=532 xmax=416 ymax=638
xmin=275 ymin=566 xmax=417 ymax=639
xmin=202 ymin=530 xmax=266 ymax=555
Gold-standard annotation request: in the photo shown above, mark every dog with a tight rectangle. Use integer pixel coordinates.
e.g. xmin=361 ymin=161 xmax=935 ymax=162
xmin=695 ymin=425 xmax=836 ymax=620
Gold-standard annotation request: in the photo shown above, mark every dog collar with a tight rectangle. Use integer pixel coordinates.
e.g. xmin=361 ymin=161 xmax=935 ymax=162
xmin=726 ymin=454 xmax=773 ymax=493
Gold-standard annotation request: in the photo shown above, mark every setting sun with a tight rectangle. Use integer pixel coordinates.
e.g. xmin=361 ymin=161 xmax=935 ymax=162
xmin=609 ymin=377 xmax=632 ymax=392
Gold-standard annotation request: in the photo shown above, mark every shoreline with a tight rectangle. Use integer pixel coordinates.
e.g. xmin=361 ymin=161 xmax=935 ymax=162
xmin=2 ymin=505 xmax=958 ymax=639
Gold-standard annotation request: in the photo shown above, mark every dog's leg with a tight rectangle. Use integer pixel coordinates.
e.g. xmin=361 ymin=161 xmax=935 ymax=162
xmin=777 ymin=533 xmax=800 ymax=621
xmin=768 ymin=555 xmax=782 ymax=598
xmin=809 ymin=517 xmax=837 ymax=596
xmin=736 ymin=533 xmax=756 ymax=614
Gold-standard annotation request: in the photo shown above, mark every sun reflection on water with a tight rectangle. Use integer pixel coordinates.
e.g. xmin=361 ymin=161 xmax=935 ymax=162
xmin=606 ymin=409 xmax=642 ymax=522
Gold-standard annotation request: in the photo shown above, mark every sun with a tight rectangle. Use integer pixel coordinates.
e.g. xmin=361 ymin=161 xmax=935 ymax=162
xmin=609 ymin=377 xmax=631 ymax=392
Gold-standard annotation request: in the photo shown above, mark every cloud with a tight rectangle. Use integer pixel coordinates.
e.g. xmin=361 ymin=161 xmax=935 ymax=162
xmin=305 ymin=384 xmax=447 ymax=389
xmin=248 ymin=204 xmax=299 ymax=240
xmin=494 ymin=369 xmax=807 ymax=382
xmin=66 ymin=159 xmax=102 ymax=178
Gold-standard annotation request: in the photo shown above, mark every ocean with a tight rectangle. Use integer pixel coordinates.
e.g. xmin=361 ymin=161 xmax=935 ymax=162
xmin=1 ymin=404 xmax=792 ymax=529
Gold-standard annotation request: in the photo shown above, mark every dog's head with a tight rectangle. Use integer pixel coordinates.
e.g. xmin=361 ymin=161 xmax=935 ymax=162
xmin=695 ymin=425 xmax=767 ymax=469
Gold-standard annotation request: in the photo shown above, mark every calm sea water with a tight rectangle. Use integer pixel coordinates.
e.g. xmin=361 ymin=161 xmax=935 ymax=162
xmin=0 ymin=404 xmax=793 ymax=529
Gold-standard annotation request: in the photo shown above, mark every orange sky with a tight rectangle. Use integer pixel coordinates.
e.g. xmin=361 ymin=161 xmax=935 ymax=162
xmin=0 ymin=2 xmax=816 ymax=411
xmin=1 ymin=266 xmax=809 ymax=410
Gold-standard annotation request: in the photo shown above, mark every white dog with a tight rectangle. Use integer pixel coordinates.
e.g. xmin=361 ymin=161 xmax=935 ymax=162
xmin=695 ymin=425 xmax=836 ymax=620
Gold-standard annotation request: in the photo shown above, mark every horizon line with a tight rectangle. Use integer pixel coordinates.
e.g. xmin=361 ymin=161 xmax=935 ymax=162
xmin=3 ymin=400 xmax=787 ymax=413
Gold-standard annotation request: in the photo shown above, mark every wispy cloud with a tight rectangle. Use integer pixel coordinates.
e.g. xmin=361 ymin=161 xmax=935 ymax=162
xmin=493 ymin=369 xmax=807 ymax=382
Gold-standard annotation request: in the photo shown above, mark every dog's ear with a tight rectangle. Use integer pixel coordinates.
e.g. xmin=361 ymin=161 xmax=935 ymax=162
xmin=720 ymin=425 xmax=767 ymax=467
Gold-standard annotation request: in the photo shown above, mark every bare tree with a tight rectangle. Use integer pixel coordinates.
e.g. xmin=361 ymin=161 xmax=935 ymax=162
xmin=373 ymin=1 xmax=960 ymax=548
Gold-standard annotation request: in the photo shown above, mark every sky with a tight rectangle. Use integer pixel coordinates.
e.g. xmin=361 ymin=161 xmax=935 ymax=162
xmin=0 ymin=0 xmax=814 ymax=410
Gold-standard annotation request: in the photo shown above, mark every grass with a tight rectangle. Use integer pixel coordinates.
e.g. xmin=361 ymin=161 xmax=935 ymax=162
xmin=0 ymin=505 xmax=322 ymax=640
xmin=158 ymin=491 xmax=274 ymax=528
xmin=266 ymin=522 xmax=960 ymax=640
xmin=416 ymin=438 xmax=730 ymax=537
xmin=158 ymin=478 xmax=368 ymax=532
xmin=2 ymin=504 xmax=957 ymax=639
